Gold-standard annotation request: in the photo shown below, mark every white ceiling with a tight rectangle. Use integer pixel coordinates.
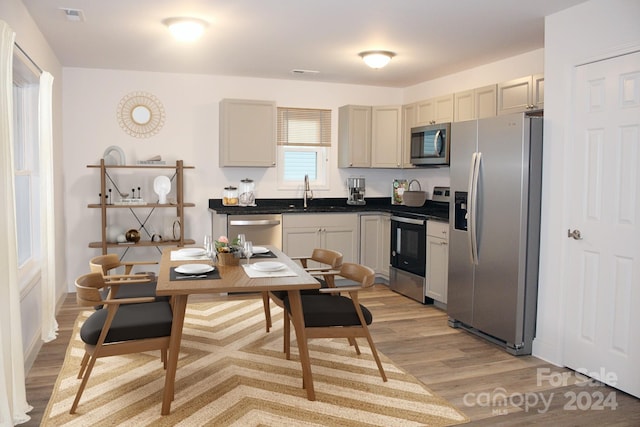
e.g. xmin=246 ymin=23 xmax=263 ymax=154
xmin=22 ymin=0 xmax=588 ymax=88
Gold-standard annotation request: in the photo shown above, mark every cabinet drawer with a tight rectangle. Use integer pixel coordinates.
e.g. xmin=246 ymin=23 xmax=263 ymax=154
xmin=427 ymin=220 xmax=449 ymax=239
xmin=283 ymin=213 xmax=357 ymax=228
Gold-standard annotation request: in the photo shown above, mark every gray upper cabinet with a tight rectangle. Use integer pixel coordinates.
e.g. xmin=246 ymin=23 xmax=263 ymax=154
xmin=371 ymin=105 xmax=402 ymax=168
xmin=497 ymin=74 xmax=544 ymax=115
xmin=219 ymin=98 xmax=276 ymax=167
xmin=416 ymin=94 xmax=454 ymax=125
xmin=338 ymin=105 xmax=372 ymax=168
xmin=454 ymin=84 xmax=497 ymax=122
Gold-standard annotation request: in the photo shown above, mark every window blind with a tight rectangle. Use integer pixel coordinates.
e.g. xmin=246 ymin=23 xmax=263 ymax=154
xmin=277 ymin=107 xmax=331 ymax=146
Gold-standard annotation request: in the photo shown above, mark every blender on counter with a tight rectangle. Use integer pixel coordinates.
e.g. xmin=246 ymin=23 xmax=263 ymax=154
xmin=239 ymin=178 xmax=256 ymax=206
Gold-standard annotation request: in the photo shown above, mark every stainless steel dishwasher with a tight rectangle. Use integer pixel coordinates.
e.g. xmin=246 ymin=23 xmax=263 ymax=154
xmin=226 ymin=214 xmax=282 ymax=249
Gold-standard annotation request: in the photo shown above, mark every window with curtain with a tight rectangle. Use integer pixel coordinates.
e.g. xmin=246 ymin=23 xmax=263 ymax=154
xmin=13 ymin=65 xmax=41 ymax=284
xmin=277 ymin=107 xmax=331 ymax=189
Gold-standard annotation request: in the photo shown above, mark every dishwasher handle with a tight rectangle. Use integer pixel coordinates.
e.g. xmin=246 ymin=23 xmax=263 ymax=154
xmin=229 ymin=219 xmax=281 ymax=226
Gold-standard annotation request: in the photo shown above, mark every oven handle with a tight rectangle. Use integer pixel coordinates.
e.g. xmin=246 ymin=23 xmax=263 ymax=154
xmin=390 ymin=216 xmax=425 ymax=226
xmin=229 ymin=219 xmax=281 ymax=226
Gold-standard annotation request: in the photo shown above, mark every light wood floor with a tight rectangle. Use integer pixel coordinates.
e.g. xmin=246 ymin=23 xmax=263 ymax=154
xmin=24 ymin=285 xmax=639 ymax=426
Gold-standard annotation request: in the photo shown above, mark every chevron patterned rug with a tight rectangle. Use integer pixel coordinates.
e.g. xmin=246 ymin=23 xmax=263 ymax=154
xmin=42 ymin=298 xmax=468 ymax=426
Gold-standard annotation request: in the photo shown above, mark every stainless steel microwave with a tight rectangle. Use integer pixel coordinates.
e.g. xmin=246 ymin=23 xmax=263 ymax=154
xmin=410 ymin=122 xmax=451 ymax=166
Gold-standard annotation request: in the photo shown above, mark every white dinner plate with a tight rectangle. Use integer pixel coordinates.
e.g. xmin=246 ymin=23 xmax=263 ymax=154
xmin=252 ymin=246 xmax=269 ymax=254
xmin=251 ymin=261 xmax=286 ymax=272
xmin=177 ymin=248 xmax=206 ymax=257
xmin=175 ymin=264 xmax=214 ymax=274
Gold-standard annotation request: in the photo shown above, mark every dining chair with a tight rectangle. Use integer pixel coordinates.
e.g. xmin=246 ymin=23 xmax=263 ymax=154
xmin=70 ymin=272 xmax=173 ymax=414
xmin=89 ymin=254 xmax=163 ymax=302
xmin=282 ymin=262 xmax=387 ymax=382
xmin=261 ymin=248 xmax=343 ymax=332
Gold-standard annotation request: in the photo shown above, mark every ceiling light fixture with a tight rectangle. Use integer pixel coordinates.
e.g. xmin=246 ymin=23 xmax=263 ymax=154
xmin=358 ymin=50 xmax=396 ymax=69
xmin=163 ymin=17 xmax=209 ymax=42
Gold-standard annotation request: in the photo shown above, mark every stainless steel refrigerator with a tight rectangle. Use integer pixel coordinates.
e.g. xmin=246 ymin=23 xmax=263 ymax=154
xmin=447 ymin=112 xmax=543 ymax=355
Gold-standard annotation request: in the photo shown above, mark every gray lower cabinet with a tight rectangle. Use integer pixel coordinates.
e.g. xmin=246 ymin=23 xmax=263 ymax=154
xmin=359 ymin=213 xmax=390 ymax=278
xmin=426 ymin=220 xmax=449 ymax=303
xmin=282 ymin=213 xmax=359 ymax=264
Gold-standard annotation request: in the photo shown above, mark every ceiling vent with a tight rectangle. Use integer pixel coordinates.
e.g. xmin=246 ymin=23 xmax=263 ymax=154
xmin=60 ymin=8 xmax=85 ymax=22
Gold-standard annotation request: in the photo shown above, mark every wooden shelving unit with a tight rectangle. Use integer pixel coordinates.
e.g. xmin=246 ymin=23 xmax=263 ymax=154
xmin=87 ymin=159 xmax=195 ymax=255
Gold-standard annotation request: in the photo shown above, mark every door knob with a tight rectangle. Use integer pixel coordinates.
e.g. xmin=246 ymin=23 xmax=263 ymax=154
xmin=567 ymin=229 xmax=582 ymax=240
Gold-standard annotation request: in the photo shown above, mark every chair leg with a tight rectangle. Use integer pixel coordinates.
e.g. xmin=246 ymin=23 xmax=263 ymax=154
xmin=349 ymin=337 xmax=361 ymax=355
xmin=77 ymin=352 xmax=90 ymax=379
xmin=284 ymin=310 xmax=291 ymax=359
xmin=70 ymin=353 xmax=99 ymax=414
xmin=363 ymin=329 xmax=387 ymax=382
xmin=262 ymin=291 xmax=272 ymax=332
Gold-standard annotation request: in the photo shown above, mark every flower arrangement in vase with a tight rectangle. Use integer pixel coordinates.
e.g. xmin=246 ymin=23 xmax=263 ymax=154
xmin=215 ymin=236 xmax=240 ymax=265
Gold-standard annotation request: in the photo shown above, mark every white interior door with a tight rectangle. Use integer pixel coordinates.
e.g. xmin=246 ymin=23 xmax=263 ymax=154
xmin=565 ymin=51 xmax=640 ymax=398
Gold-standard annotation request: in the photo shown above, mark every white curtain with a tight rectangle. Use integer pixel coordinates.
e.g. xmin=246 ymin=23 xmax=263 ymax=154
xmin=0 ymin=21 xmax=33 ymax=426
xmin=39 ymin=71 xmax=58 ymax=343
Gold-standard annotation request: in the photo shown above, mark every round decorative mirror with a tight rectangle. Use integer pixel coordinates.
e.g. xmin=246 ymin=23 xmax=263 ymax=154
xmin=117 ymin=91 xmax=165 ymax=138
xmin=131 ymin=105 xmax=152 ymax=125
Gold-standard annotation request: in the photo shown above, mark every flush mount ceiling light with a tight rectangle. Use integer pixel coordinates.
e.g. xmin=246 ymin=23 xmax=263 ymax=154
xmin=358 ymin=50 xmax=396 ymax=69
xmin=163 ymin=17 xmax=209 ymax=42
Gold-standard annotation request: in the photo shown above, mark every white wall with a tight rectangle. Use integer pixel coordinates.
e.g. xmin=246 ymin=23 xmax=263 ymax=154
xmin=534 ymin=0 xmax=640 ymax=364
xmin=1 ymin=0 xmax=65 ymax=368
xmin=403 ymin=49 xmax=544 ymax=102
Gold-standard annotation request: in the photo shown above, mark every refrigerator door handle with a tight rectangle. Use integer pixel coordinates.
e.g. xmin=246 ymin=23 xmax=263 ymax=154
xmin=468 ymin=152 xmax=482 ymax=265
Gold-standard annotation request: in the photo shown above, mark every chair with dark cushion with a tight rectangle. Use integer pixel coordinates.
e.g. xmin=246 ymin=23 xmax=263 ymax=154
xmin=282 ymin=262 xmax=387 ymax=382
xmin=261 ymin=248 xmax=343 ymax=333
xmin=89 ymin=254 xmax=166 ymax=303
xmin=70 ymin=272 xmax=173 ymax=414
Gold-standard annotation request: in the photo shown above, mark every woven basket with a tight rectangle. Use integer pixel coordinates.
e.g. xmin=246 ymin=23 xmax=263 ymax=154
xmin=402 ymin=191 xmax=427 ymax=207
xmin=216 ymin=252 xmax=239 ymax=266
xmin=402 ymin=179 xmax=427 ymax=206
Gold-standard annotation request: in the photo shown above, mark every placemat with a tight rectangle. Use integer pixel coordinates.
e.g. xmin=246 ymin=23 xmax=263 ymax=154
xmin=240 ymin=250 xmax=277 ymax=259
xmin=170 ymin=267 xmax=220 ymax=281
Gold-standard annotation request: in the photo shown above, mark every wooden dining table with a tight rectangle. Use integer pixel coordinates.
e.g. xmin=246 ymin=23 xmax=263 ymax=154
xmin=155 ymin=246 xmax=321 ymax=415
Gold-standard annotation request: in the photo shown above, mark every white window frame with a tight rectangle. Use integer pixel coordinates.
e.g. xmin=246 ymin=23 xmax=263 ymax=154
xmin=277 ymin=145 xmax=329 ymax=190
xmin=13 ymin=57 xmax=41 ymax=289
xmin=276 ymin=107 xmax=331 ymax=190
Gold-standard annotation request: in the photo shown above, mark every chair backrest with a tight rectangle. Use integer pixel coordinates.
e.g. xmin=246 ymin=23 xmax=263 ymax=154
xmin=339 ymin=263 xmax=376 ymax=288
xmin=310 ymin=248 xmax=343 ymax=268
xmin=89 ymin=254 xmax=121 ymax=275
xmin=75 ymin=272 xmax=108 ymax=307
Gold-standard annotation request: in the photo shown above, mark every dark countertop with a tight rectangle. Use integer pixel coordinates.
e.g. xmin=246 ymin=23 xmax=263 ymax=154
xmin=208 ymin=197 xmax=449 ymax=221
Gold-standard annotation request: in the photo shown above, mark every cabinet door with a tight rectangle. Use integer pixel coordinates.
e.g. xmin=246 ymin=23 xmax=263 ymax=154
xmin=401 ymin=103 xmax=417 ymax=168
xmin=282 ymin=226 xmax=321 ymax=258
xmin=434 ymin=94 xmax=454 ymax=123
xmin=475 ymin=84 xmax=498 ymax=119
xmin=454 ymin=90 xmax=475 ymax=122
xmin=416 ymin=99 xmax=434 ymax=125
xmin=219 ymin=99 xmax=276 ymax=167
xmin=338 ymin=105 xmax=371 ymax=168
xmin=359 ymin=214 xmax=390 ymax=277
xmin=426 ymin=236 xmax=448 ymax=303
xmin=323 ymin=226 xmax=358 ymax=264
xmin=532 ymin=73 xmax=544 ymax=109
xmin=426 ymin=220 xmax=449 ymax=303
xmin=497 ymin=76 xmax=534 ymax=115
xmin=371 ymin=105 xmax=402 ymax=168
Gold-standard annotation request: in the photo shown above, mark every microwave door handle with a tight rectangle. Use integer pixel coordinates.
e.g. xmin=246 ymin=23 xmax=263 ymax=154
xmin=433 ymin=130 xmax=442 ymax=157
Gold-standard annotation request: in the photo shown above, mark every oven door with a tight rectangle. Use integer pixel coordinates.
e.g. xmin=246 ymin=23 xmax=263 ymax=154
xmin=390 ymin=216 xmax=426 ymax=277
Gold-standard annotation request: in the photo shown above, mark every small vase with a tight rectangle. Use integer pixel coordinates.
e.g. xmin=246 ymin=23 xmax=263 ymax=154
xmin=217 ymin=252 xmax=239 ymax=266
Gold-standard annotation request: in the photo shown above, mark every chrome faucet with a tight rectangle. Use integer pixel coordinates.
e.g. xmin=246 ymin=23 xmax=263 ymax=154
xmin=303 ymin=174 xmax=313 ymax=208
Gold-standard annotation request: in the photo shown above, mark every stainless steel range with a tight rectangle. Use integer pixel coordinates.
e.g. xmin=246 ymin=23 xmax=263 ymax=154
xmin=389 ymin=214 xmax=428 ymax=303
